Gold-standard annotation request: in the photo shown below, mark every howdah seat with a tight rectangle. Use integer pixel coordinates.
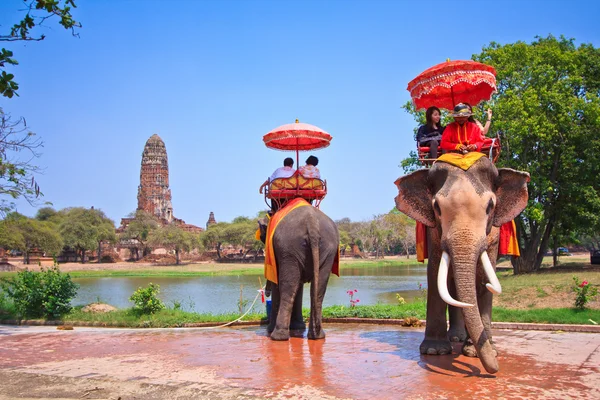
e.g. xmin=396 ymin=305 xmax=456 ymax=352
xmin=265 ymin=172 xmax=327 ymax=209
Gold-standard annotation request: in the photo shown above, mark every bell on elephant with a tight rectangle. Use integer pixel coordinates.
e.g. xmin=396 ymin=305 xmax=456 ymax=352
xmin=394 ymin=155 xmax=529 ymax=374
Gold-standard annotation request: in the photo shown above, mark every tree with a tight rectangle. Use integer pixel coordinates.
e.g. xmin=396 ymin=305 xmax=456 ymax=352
xmin=473 ymin=35 xmax=600 ymax=274
xmin=1 ymin=0 xmax=81 ymax=98
xmin=0 ymin=212 xmax=63 ymax=263
xmin=59 ymin=207 xmax=115 ymax=263
xmin=1 ymin=1 xmax=81 ymax=214
xmin=119 ymin=210 xmax=160 ymax=260
xmin=148 ymin=224 xmax=196 ymax=265
xmin=0 ymin=109 xmax=43 ymax=214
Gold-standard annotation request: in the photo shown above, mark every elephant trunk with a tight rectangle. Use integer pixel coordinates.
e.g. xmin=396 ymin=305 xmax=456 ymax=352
xmin=447 ymin=239 xmax=499 ymax=374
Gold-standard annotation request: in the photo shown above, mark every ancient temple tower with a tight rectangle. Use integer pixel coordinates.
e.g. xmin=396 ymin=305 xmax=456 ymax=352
xmin=137 ymin=134 xmax=174 ymax=223
xmin=206 ymin=212 xmax=217 ymax=229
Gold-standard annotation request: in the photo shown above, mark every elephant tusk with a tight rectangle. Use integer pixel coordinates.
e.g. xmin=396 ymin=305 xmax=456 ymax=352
xmin=438 ymin=251 xmax=474 ymax=308
xmin=481 ymin=251 xmax=502 ymax=294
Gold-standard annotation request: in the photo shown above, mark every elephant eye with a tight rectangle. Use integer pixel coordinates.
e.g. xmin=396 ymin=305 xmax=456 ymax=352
xmin=433 ymin=199 xmax=441 ymax=216
xmin=486 ymin=199 xmax=494 ymax=215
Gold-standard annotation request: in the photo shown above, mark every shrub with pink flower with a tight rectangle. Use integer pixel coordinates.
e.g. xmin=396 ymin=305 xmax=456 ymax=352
xmin=572 ymin=276 xmax=598 ymax=310
xmin=347 ymin=289 xmax=360 ymax=308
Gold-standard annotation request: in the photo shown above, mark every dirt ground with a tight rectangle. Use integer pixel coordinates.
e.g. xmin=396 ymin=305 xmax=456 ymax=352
xmin=0 ymin=324 xmax=598 ymax=400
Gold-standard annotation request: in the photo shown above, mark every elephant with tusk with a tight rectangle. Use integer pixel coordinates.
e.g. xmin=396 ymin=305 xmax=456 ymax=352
xmin=394 ymin=155 xmax=529 ymax=374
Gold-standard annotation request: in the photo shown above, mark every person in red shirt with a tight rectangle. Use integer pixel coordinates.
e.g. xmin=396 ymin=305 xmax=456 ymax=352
xmin=440 ymin=103 xmax=487 ymax=154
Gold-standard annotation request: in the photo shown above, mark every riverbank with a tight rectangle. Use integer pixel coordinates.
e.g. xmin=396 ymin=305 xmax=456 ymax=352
xmin=0 ymin=257 xmax=425 ymax=277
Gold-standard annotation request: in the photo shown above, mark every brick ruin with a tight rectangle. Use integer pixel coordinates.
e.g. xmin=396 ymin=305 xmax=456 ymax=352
xmin=117 ymin=134 xmax=210 ymax=260
xmin=137 ymin=134 xmax=174 ymax=223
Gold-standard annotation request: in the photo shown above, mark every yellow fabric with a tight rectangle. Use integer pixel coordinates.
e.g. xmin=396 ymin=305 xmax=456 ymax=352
xmin=436 ymin=152 xmax=486 ymax=171
xmin=416 ymin=221 xmax=427 ymax=263
xmin=264 ymin=198 xmax=311 ymax=284
xmin=298 ymin=175 xmax=324 ymax=189
xmin=270 ymin=176 xmax=298 ymax=190
xmin=499 ymin=220 xmax=521 ymax=257
xmin=270 ymin=175 xmax=323 ymax=190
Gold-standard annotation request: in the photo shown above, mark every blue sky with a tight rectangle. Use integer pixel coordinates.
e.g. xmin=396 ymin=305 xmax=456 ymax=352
xmin=1 ymin=0 xmax=599 ymax=228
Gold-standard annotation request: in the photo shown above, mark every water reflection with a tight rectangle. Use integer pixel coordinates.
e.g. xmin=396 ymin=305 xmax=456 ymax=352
xmin=73 ymin=264 xmax=427 ymax=314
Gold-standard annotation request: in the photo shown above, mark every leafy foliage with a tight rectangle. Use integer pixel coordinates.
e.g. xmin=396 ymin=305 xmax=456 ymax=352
xmin=148 ymin=224 xmax=199 ymax=265
xmin=1 ymin=0 xmax=81 ymax=98
xmin=129 ymin=283 xmax=165 ymax=315
xmin=572 ymin=276 xmax=598 ymax=310
xmin=59 ymin=207 xmax=115 ymax=263
xmin=473 ymin=35 xmax=600 ymax=273
xmin=119 ymin=210 xmax=160 ymax=259
xmin=0 ymin=212 xmax=63 ymax=262
xmin=0 ymin=266 xmax=78 ymax=318
xmin=0 ymin=109 xmax=44 ymax=214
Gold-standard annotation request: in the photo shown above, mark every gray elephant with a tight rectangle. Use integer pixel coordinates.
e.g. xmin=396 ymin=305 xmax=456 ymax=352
xmin=394 ymin=155 xmax=529 ymax=374
xmin=258 ymin=204 xmax=339 ymax=341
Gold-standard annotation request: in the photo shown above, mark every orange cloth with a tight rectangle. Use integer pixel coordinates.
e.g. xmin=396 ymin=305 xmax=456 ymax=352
xmin=499 ymin=220 xmax=520 ymax=257
xmin=416 ymin=221 xmax=428 ymax=263
xmin=440 ymin=121 xmax=486 ymax=152
xmin=436 ymin=152 xmax=486 ymax=171
xmin=264 ymin=198 xmax=339 ymax=284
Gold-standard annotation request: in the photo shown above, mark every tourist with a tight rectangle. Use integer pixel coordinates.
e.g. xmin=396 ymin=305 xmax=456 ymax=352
xmin=416 ymin=106 xmax=445 ymax=159
xmin=440 ymin=103 xmax=487 ymax=154
xmin=259 ymin=157 xmax=296 ymax=194
xmin=464 ymin=103 xmax=493 ymax=136
xmin=299 ymin=155 xmax=320 ymax=179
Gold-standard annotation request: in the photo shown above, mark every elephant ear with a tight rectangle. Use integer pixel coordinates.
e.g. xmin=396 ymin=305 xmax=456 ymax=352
xmin=394 ymin=169 xmax=435 ymax=227
xmin=493 ymin=168 xmax=530 ymax=227
xmin=257 ymin=217 xmax=268 ymax=244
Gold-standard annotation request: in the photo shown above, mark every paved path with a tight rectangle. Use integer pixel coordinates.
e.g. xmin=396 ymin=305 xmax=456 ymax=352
xmin=0 ymin=324 xmax=598 ymax=399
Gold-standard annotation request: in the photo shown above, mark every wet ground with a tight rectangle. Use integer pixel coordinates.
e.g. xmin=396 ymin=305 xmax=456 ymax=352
xmin=0 ymin=323 xmax=598 ymax=399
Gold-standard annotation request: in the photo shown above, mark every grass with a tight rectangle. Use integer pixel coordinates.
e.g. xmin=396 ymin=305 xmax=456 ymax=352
xmin=1 ymin=299 xmax=598 ymax=327
xmin=493 ymin=307 xmax=600 ymax=325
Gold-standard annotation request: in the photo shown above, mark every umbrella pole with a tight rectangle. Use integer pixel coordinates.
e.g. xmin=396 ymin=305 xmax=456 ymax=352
xmin=296 ymin=138 xmax=300 ymax=171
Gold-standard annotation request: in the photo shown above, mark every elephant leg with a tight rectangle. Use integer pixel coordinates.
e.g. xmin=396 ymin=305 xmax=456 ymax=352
xmin=308 ymin=265 xmax=331 ymax=340
xmin=267 ymin=283 xmax=281 ymax=334
xmin=420 ymin=233 xmax=452 ymax=356
xmin=289 ymin=283 xmax=306 ymax=336
xmin=270 ymin=275 xmax=301 ymax=341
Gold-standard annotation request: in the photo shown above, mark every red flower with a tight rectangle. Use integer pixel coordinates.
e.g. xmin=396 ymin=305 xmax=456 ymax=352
xmin=580 ymin=281 xmax=588 ymax=287
xmin=354 ymin=289 xmax=358 ymax=293
xmin=355 ymin=299 xmax=360 ymax=303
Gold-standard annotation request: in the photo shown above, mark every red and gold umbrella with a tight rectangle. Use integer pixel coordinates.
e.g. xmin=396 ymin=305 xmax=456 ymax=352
xmin=407 ymin=60 xmax=497 ymax=111
xmin=263 ymin=119 xmax=332 ymax=167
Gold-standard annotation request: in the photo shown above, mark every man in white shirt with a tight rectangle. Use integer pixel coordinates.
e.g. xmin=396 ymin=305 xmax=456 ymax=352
xmin=259 ymin=157 xmax=295 ymax=194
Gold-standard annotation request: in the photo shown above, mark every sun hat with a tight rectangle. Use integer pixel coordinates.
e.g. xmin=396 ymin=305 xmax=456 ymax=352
xmin=451 ymin=103 xmax=473 ymax=117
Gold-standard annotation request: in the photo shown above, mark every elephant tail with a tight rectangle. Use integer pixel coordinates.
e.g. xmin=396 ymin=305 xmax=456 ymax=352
xmin=308 ymin=209 xmax=321 ymax=333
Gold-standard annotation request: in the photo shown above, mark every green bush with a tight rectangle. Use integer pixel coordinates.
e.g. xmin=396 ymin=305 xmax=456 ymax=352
xmin=572 ymin=276 xmax=599 ymax=310
xmin=129 ymin=283 xmax=165 ymax=314
xmin=0 ymin=266 xmax=79 ymax=319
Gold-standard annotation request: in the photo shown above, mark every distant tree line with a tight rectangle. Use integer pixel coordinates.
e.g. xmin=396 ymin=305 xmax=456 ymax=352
xmin=0 ymin=206 xmax=418 ymax=265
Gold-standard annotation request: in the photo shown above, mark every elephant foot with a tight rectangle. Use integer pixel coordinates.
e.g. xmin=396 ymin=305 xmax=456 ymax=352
xmin=462 ymin=341 xmax=478 ymax=358
xmin=447 ymin=327 xmax=468 ymax=343
xmin=420 ymin=339 xmax=452 ymax=355
xmin=289 ymin=329 xmax=305 ymax=338
xmin=270 ymin=328 xmax=290 ymax=341
xmin=462 ymin=339 xmax=497 ymax=358
xmin=307 ymin=329 xmax=326 ymax=340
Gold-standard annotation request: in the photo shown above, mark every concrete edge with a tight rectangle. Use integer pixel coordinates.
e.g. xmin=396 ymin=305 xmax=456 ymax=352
xmin=2 ymin=318 xmax=599 ymax=333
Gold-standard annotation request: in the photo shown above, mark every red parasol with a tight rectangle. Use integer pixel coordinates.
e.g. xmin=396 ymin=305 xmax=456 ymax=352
xmin=263 ymin=120 xmax=332 ymax=167
xmin=407 ymin=60 xmax=497 ymax=111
